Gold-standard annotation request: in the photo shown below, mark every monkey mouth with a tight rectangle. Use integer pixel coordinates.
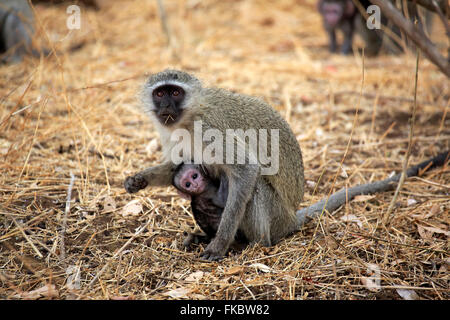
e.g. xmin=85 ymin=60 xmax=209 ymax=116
xmin=157 ymin=112 xmax=179 ymax=125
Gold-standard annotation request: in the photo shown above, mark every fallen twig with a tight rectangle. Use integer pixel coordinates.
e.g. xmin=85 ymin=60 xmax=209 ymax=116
xmin=60 ymin=172 xmax=76 ymax=265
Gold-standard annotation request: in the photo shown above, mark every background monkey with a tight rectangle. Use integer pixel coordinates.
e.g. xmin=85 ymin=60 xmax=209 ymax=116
xmin=172 ymin=163 xmax=247 ymax=248
xmin=0 ymin=0 xmax=38 ymax=63
xmin=318 ymin=0 xmax=433 ymax=56
xmin=318 ymin=0 xmax=357 ymax=54
xmin=125 ymin=69 xmax=305 ymax=261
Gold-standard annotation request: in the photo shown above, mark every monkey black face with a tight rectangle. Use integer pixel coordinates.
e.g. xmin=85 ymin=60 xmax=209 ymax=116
xmin=152 ymin=84 xmax=186 ymax=126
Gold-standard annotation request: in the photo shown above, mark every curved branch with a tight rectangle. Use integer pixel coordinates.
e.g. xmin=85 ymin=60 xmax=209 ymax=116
xmin=409 ymin=0 xmax=448 ymax=15
xmin=296 ymin=151 xmax=449 ymax=226
xmin=370 ymin=0 xmax=450 ymax=77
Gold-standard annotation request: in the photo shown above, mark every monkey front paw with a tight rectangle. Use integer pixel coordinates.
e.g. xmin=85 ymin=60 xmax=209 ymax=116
xmin=183 ymin=231 xmax=210 ymax=249
xmin=124 ymin=174 xmax=148 ymax=193
xmin=200 ymin=242 xmax=226 ymax=262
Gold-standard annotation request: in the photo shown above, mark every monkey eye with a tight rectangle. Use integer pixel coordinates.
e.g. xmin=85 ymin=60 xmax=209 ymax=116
xmin=192 ymin=173 xmax=198 ymax=179
xmin=185 ymin=182 xmax=191 ymax=188
xmin=172 ymin=90 xmax=179 ymax=96
xmin=155 ymin=91 xmax=164 ymax=97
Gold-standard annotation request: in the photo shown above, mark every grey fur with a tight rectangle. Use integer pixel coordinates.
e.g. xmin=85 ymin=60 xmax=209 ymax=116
xmin=0 ymin=0 xmax=35 ymax=63
xmin=125 ymin=69 xmax=305 ymax=261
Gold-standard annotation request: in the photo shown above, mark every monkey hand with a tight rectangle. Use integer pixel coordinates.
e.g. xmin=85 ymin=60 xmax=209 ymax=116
xmin=124 ymin=174 xmax=148 ymax=193
xmin=177 ymin=189 xmax=192 ymax=200
xmin=200 ymin=239 xmax=227 ymax=262
xmin=182 ymin=231 xmax=210 ymax=249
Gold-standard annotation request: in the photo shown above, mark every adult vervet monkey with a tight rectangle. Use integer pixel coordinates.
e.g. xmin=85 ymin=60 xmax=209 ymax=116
xmin=125 ymin=69 xmax=305 ymax=261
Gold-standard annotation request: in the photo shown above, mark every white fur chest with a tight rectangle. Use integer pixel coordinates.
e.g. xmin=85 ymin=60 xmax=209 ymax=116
xmin=152 ymin=119 xmax=197 ymax=163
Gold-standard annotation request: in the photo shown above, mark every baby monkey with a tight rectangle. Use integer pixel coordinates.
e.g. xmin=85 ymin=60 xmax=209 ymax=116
xmin=172 ymin=163 xmax=247 ymax=248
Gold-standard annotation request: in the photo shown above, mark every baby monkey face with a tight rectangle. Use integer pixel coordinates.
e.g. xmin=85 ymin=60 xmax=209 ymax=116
xmin=176 ymin=166 xmax=207 ymax=195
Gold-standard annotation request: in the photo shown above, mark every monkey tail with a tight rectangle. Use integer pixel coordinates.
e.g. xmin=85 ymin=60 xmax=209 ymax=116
xmin=296 ymin=150 xmax=449 ymax=227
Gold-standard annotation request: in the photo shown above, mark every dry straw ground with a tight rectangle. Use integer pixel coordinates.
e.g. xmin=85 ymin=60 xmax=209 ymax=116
xmin=0 ymin=0 xmax=448 ymax=300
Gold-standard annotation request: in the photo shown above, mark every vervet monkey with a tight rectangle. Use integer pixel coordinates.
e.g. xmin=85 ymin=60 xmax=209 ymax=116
xmin=318 ymin=0 xmax=433 ymax=56
xmin=125 ymin=69 xmax=305 ymax=261
xmin=0 ymin=0 xmax=40 ymax=63
xmin=318 ymin=0 xmax=357 ymax=54
xmin=124 ymin=70 xmax=448 ymax=261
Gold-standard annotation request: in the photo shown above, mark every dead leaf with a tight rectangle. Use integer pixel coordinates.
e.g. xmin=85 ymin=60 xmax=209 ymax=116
xmin=340 ymin=165 xmax=348 ymax=178
xmin=103 ymin=196 xmax=116 ymax=213
xmin=396 ymin=288 xmax=419 ymax=300
xmin=185 ymin=271 xmax=204 ymax=283
xmin=340 ymin=214 xmax=363 ymax=228
xmin=417 ymin=224 xmax=449 ymax=239
xmin=306 ymin=180 xmax=316 ymax=189
xmin=121 ymin=199 xmax=142 ymax=217
xmin=110 ymin=295 xmax=134 ymax=300
xmin=163 ymin=287 xmax=192 ymax=299
xmin=325 ymin=235 xmax=338 ymax=249
xmin=14 ymin=284 xmax=58 ymax=299
xmin=417 ymin=225 xmax=433 ymax=240
xmin=172 ymin=272 xmax=184 ymax=279
xmin=225 ymin=266 xmax=244 ymax=275
xmin=361 ymin=263 xmax=381 ymax=292
xmin=438 ymin=263 xmax=447 ymax=274
xmin=249 ymin=263 xmax=271 ymax=273
xmin=429 ymin=204 xmax=441 ymax=216
xmin=391 ymin=259 xmax=405 ymax=266
xmin=353 ymin=194 xmax=376 ymax=202
xmin=66 ymin=265 xmax=81 ymax=290
xmin=423 ymin=225 xmax=449 ymax=236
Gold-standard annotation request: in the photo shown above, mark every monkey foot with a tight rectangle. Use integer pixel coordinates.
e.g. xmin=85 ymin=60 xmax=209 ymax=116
xmin=183 ymin=231 xmax=210 ymax=249
xmin=200 ymin=243 xmax=226 ymax=262
xmin=200 ymin=251 xmax=223 ymax=262
xmin=124 ymin=174 xmax=148 ymax=193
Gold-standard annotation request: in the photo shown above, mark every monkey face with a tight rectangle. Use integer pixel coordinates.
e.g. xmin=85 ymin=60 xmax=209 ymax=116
xmin=175 ymin=166 xmax=207 ymax=195
xmin=152 ymin=84 xmax=186 ymax=125
xmin=320 ymin=1 xmax=344 ymax=28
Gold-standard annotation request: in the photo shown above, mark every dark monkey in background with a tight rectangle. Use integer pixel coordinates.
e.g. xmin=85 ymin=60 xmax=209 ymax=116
xmin=0 ymin=0 xmax=40 ymax=63
xmin=318 ymin=0 xmax=357 ymax=54
xmin=318 ymin=0 xmax=433 ymax=56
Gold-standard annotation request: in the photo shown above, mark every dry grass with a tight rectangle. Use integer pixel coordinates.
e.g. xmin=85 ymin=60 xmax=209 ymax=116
xmin=0 ymin=0 xmax=448 ymax=300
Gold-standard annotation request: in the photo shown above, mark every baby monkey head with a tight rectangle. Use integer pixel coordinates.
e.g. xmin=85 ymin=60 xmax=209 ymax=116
xmin=173 ymin=164 xmax=208 ymax=195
